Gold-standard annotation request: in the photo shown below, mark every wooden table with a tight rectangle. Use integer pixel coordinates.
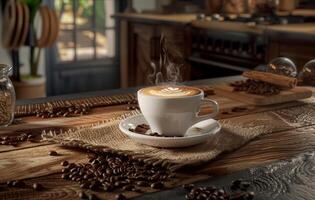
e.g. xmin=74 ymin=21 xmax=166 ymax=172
xmin=1 ymin=76 xmax=315 ymax=200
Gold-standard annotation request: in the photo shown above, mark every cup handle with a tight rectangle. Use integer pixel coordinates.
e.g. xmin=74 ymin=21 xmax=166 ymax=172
xmin=195 ymin=99 xmax=219 ymax=123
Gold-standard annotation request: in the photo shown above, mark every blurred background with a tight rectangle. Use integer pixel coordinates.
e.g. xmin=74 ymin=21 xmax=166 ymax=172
xmin=0 ymin=0 xmax=315 ymax=99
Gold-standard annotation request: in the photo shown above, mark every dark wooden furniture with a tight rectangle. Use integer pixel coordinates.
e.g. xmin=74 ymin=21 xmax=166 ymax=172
xmin=116 ymin=13 xmax=315 ymax=88
xmin=116 ymin=13 xmax=195 ymax=88
xmin=266 ymin=25 xmax=315 ymax=71
xmin=1 ymin=76 xmax=315 ymax=199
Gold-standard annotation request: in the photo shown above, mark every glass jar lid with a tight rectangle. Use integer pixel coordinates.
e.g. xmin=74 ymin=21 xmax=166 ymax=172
xmin=267 ymin=57 xmax=297 ymax=77
xmin=0 ymin=64 xmax=12 ymax=76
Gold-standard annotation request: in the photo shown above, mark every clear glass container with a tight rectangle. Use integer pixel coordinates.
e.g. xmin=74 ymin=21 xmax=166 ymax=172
xmin=300 ymin=59 xmax=315 ymax=86
xmin=267 ymin=57 xmax=297 ymax=77
xmin=0 ymin=64 xmax=15 ymax=127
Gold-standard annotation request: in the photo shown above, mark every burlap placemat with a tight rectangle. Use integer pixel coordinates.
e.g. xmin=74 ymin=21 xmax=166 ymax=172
xmin=51 ymin=103 xmax=315 ymax=170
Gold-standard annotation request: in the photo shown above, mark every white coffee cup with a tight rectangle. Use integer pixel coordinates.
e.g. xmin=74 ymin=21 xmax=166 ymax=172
xmin=137 ymin=85 xmax=219 ymax=137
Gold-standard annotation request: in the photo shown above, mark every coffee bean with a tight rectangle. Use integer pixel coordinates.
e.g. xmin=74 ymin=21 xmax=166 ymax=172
xmin=68 ymin=163 xmax=76 ymax=169
xmin=13 ymin=180 xmax=25 ymax=187
xmin=89 ymin=183 xmax=98 ymax=190
xmin=80 ymin=182 xmax=90 ymax=189
xmin=33 ymin=183 xmax=43 ymax=191
xmin=136 ymin=181 xmax=148 ymax=187
xmin=241 ymin=181 xmax=250 ymax=189
xmin=122 ymin=185 xmax=133 ymax=191
xmin=230 ymin=184 xmax=238 ymax=191
xmin=62 ymin=168 xmax=69 ymax=173
xmin=217 ymin=189 xmax=225 ymax=196
xmin=6 ymin=180 xmax=14 ymax=187
xmin=88 ymin=194 xmax=98 ymax=200
xmin=106 ymin=169 xmax=112 ymax=175
xmin=232 ymin=179 xmax=242 ymax=186
xmin=132 ymin=187 xmax=142 ymax=193
xmin=183 ymin=184 xmax=194 ymax=191
xmin=247 ymin=191 xmax=255 ymax=200
xmin=150 ymin=182 xmax=164 ymax=189
xmin=49 ymin=151 xmax=58 ymax=156
xmin=79 ymin=191 xmax=88 ymax=199
xmin=217 ymin=196 xmax=224 ymax=200
xmin=61 ymin=161 xmax=69 ymax=166
xmin=103 ymin=185 xmax=114 ymax=192
xmin=27 ymin=135 xmax=35 ymax=140
xmin=2 ymin=136 xmax=9 ymax=141
xmin=61 ymin=173 xmax=69 ymax=179
xmin=115 ymin=194 xmax=127 ymax=200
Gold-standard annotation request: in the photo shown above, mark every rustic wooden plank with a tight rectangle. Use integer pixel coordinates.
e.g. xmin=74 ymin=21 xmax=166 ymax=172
xmin=195 ymin=125 xmax=315 ymax=175
xmin=2 ymin=105 xmax=131 ymax=135
xmin=0 ymin=106 xmax=132 ymax=153
xmin=0 ymin=171 xmax=208 ymax=200
xmin=136 ymin=151 xmax=315 ymax=200
xmin=0 ymin=144 xmax=88 ymax=182
xmin=214 ymin=85 xmax=312 ymax=105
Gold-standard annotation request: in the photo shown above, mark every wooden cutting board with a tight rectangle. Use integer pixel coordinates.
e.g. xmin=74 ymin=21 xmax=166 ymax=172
xmin=214 ymin=84 xmax=313 ymax=105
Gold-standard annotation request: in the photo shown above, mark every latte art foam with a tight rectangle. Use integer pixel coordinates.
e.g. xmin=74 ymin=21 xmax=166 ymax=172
xmin=140 ymin=86 xmax=201 ymax=97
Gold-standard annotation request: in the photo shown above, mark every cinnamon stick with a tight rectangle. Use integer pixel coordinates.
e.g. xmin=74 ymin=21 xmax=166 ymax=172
xmin=242 ymin=71 xmax=297 ymax=89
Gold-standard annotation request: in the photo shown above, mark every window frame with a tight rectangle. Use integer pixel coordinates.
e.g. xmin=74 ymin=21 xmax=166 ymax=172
xmin=45 ymin=0 xmax=123 ymax=95
xmin=52 ymin=0 xmax=117 ymax=63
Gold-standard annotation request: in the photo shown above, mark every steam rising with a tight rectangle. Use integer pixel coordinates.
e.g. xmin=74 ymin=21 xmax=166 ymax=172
xmin=148 ymin=34 xmax=184 ymax=85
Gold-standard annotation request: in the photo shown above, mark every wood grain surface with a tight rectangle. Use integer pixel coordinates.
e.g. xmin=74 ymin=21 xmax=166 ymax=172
xmin=0 ymin=84 xmax=314 ymax=199
xmin=215 ymin=84 xmax=312 ymax=105
xmin=136 ymin=151 xmax=315 ymax=200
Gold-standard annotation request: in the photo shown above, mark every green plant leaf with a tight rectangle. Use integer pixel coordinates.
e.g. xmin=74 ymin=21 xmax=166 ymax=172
xmin=19 ymin=0 xmax=42 ymax=23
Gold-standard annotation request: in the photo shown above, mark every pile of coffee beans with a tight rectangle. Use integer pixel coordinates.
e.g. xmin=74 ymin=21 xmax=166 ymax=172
xmin=6 ymin=180 xmax=45 ymax=191
xmin=221 ymin=107 xmax=248 ymax=115
xmin=61 ymin=152 xmax=174 ymax=199
xmin=78 ymin=191 xmax=100 ymax=200
xmin=35 ymin=105 xmax=90 ymax=118
xmin=183 ymin=179 xmax=255 ymax=200
xmin=129 ymin=124 xmax=150 ymax=135
xmin=129 ymin=124 xmax=183 ymax=138
xmin=126 ymin=99 xmax=139 ymax=110
xmin=230 ymin=79 xmax=280 ymax=95
xmin=7 ymin=180 xmax=26 ymax=187
xmin=0 ymin=132 xmax=35 ymax=146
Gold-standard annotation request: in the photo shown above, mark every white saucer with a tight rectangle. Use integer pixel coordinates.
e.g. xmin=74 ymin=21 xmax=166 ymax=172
xmin=119 ymin=114 xmax=221 ymax=148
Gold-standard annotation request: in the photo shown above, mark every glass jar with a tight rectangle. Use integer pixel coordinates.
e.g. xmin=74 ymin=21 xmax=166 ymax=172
xmin=299 ymin=59 xmax=315 ymax=86
xmin=0 ymin=64 xmax=15 ymax=127
xmin=267 ymin=57 xmax=297 ymax=77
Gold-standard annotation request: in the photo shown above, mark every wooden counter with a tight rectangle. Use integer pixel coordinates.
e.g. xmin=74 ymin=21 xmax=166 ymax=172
xmin=1 ymin=76 xmax=315 ymax=199
xmin=114 ymin=13 xmax=196 ymax=25
xmin=115 ymin=13 xmax=315 ymax=36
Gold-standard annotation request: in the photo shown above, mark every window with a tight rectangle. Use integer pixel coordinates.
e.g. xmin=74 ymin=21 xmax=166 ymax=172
xmin=54 ymin=0 xmax=116 ymax=62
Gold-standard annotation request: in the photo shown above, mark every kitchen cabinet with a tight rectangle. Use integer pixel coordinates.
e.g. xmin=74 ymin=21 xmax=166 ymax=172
xmin=266 ymin=31 xmax=315 ymax=71
xmin=116 ymin=14 xmax=193 ymax=88
xmin=116 ymin=13 xmax=315 ymax=87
